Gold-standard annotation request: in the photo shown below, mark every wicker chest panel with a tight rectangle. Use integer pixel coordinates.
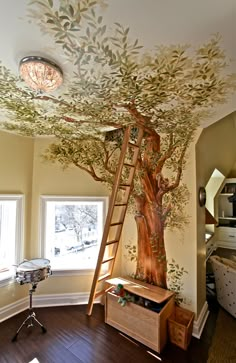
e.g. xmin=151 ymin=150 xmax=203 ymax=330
xmin=105 ymin=291 xmax=174 ymax=353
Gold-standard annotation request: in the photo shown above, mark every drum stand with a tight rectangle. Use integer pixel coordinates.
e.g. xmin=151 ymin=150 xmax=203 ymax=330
xmin=12 ymin=283 xmax=47 ymax=342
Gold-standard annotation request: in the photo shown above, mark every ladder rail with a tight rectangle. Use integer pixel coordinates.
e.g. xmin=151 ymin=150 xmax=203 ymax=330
xmin=86 ymin=126 xmax=143 ymax=315
xmin=86 ymin=126 xmax=132 ymax=314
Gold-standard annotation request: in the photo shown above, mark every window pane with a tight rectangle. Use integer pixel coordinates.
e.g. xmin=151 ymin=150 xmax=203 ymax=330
xmin=0 ymin=195 xmax=23 ymax=276
xmin=41 ymin=197 xmax=107 ymax=270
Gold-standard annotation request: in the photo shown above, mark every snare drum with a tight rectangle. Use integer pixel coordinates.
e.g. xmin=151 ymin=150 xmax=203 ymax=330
xmin=16 ymin=258 xmax=51 ymax=285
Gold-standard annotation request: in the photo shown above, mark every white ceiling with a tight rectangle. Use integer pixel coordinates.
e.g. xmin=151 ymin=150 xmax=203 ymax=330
xmin=0 ymin=0 xmax=235 ymax=128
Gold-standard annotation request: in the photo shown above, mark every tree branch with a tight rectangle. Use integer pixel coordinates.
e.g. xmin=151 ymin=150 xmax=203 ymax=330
xmin=88 ymin=164 xmax=105 ymax=182
xmin=72 ymin=160 xmax=106 ymax=182
xmin=154 ymin=133 xmax=176 ymax=177
xmin=121 ymin=100 xmax=153 ymax=134
xmin=166 ymin=132 xmax=192 ymax=192
xmin=102 ymin=143 xmax=117 ymax=175
xmin=34 ymin=95 xmax=122 ymax=129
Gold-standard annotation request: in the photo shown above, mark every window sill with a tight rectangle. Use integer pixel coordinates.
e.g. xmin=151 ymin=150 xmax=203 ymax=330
xmin=51 ymin=268 xmax=96 ymax=277
xmin=0 ymin=267 xmax=96 ymax=284
xmin=0 ymin=271 xmax=15 ymax=287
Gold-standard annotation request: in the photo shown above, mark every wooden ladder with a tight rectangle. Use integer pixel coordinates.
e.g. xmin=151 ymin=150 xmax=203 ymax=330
xmin=86 ymin=126 xmax=144 ymax=316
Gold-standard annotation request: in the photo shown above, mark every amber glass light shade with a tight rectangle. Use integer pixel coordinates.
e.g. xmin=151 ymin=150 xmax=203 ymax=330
xmin=19 ymin=56 xmax=63 ymax=93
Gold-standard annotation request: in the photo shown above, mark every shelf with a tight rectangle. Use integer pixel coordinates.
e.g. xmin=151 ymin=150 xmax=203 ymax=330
xmin=218 ymin=179 xmax=236 ymax=228
xmin=220 ymin=193 xmax=234 ymax=196
xmin=221 ymin=181 xmax=236 ymax=194
xmin=216 ymin=179 xmax=236 ymax=243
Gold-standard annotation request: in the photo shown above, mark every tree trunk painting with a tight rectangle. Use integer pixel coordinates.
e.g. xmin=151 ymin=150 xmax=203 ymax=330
xmin=134 ymin=131 xmax=169 ymax=287
xmin=135 ymin=201 xmax=167 ymax=288
xmin=0 ymin=0 xmax=235 ymax=290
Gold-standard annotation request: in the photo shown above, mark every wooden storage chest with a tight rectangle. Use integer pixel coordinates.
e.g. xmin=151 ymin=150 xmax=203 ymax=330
xmin=105 ymin=277 xmax=175 ymax=353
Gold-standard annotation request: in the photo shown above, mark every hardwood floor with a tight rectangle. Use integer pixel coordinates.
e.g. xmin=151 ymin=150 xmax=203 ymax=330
xmin=0 ymin=300 xmax=218 ymax=363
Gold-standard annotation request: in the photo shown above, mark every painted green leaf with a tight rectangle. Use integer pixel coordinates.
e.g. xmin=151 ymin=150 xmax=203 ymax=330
xmin=69 ymin=5 xmax=74 ymax=16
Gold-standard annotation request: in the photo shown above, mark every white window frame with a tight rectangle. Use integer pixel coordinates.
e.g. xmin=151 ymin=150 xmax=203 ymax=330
xmin=0 ymin=194 xmax=24 ymax=287
xmin=40 ymin=195 xmax=108 ymax=276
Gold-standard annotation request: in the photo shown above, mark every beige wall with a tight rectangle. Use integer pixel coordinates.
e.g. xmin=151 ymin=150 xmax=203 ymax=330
xmin=0 ymin=131 xmax=34 ymax=307
xmin=228 ymin=160 xmax=236 ymax=177
xmin=165 ymin=130 xmax=201 ymax=314
xmin=196 ymin=111 xmax=236 ymax=315
xmin=29 ymin=137 xmax=122 ymax=296
xmin=30 ymin=138 xmax=110 ymax=257
xmin=2 ymin=113 xmax=235 ymax=316
xmin=0 ymin=134 xmax=121 ymax=307
xmin=0 ymin=129 xmax=204 ymax=317
xmin=0 ymin=131 xmax=33 ymax=193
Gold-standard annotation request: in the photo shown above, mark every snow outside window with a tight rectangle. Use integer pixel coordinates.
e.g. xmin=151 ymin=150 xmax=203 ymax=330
xmin=40 ymin=196 xmax=108 ymax=274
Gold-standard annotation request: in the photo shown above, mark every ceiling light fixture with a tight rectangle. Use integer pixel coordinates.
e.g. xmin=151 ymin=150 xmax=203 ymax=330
xmin=19 ymin=56 xmax=63 ymax=93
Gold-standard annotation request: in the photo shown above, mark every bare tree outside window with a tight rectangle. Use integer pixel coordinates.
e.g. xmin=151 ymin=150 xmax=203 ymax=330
xmin=40 ymin=196 xmax=107 ymax=272
xmin=0 ymin=195 xmax=23 ymax=285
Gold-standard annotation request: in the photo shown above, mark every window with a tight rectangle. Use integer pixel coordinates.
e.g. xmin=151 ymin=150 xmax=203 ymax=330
xmin=40 ymin=196 xmax=108 ymax=273
xmin=0 ymin=195 xmax=23 ymax=285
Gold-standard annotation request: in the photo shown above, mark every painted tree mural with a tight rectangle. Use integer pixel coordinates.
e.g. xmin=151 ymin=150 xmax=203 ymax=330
xmin=0 ymin=0 xmax=236 ymax=287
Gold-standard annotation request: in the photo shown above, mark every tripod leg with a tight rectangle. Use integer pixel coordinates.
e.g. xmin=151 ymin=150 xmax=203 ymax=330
xmin=12 ymin=334 xmax=18 ymax=343
xmin=32 ymin=313 xmax=47 ymax=333
xmin=12 ymin=282 xmax=47 ymax=342
xmin=12 ymin=315 xmax=32 ymax=342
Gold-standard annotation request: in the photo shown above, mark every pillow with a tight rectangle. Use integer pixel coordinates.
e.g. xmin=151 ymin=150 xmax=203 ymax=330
xmin=230 ymin=255 xmax=236 ymax=262
xmin=220 ymin=257 xmax=236 ymax=270
xmin=210 ymin=255 xmax=236 ymax=270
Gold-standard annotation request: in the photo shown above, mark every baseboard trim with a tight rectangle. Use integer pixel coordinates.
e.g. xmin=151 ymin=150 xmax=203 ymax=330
xmin=0 ymin=297 xmax=28 ymax=323
xmin=192 ymin=301 xmax=209 ymax=339
xmin=0 ymin=292 xmax=101 ymax=322
xmin=0 ymin=294 xmax=210 ymax=338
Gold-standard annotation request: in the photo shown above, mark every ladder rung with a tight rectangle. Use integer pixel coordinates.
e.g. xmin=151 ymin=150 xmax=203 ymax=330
xmin=128 ymin=142 xmax=139 ymax=148
xmin=94 ymin=290 xmax=106 ymax=298
xmin=119 ymin=184 xmax=131 ymax=187
xmin=114 ymin=203 xmax=127 ymax=206
xmin=95 ymin=285 xmax=114 ymax=298
xmin=106 ymin=239 xmax=119 ymax=246
xmin=102 ymin=256 xmax=115 ymax=264
xmin=98 ymin=272 xmax=111 ymax=282
xmin=110 ymin=222 xmax=123 ymax=227
xmin=124 ymin=163 xmax=135 ymax=168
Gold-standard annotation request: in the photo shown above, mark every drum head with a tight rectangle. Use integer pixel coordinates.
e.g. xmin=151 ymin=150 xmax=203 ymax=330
xmin=17 ymin=258 xmax=50 ymax=271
